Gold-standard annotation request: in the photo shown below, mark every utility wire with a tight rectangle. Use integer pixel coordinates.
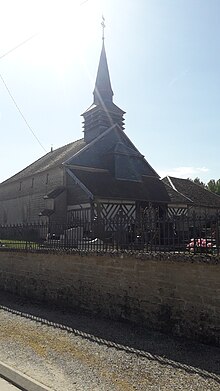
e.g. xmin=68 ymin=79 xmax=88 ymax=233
xmin=0 ymin=73 xmax=47 ymax=153
xmin=0 ymin=1 xmax=88 ymax=61
xmin=0 ymin=33 xmax=47 ymax=153
xmin=0 ymin=33 xmax=38 ymax=60
xmin=0 ymin=0 xmax=90 ymax=155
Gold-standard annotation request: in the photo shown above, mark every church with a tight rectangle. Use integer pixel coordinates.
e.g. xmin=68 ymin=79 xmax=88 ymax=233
xmin=0 ymin=35 xmax=219 ymax=232
xmin=0 ymin=37 xmax=173 ymax=228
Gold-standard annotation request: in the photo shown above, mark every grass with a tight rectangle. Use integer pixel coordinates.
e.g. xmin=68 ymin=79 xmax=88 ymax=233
xmin=0 ymin=239 xmax=39 ymax=248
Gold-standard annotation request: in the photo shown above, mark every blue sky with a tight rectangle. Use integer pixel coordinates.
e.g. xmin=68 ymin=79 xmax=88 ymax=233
xmin=0 ymin=0 xmax=219 ymax=183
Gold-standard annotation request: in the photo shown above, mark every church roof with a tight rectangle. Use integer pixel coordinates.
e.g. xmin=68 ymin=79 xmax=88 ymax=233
xmin=162 ymin=176 xmax=220 ymax=208
xmin=83 ymin=101 xmax=125 ymax=115
xmin=2 ymin=139 xmax=86 ymax=184
xmin=65 ymin=124 xmax=160 ymax=179
xmin=162 ymin=182 xmax=192 ymax=205
xmin=111 ymin=142 xmax=142 ymax=157
xmin=68 ymin=167 xmax=170 ymax=203
xmin=93 ymin=41 xmax=113 ymax=106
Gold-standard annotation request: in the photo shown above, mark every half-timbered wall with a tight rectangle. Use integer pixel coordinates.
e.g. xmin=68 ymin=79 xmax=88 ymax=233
xmin=97 ymin=201 xmax=136 ymax=220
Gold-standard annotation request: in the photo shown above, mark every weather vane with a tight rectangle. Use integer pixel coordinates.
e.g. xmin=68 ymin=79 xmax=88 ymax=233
xmin=101 ymin=15 xmax=105 ymax=40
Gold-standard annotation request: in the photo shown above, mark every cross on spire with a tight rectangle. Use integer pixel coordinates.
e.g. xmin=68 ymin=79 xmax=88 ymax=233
xmin=101 ymin=15 xmax=105 ymax=40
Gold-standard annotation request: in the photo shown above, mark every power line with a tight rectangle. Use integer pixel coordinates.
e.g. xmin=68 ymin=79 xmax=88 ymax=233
xmin=0 ymin=34 xmax=38 ymax=60
xmin=0 ymin=0 xmax=90 ymax=155
xmin=0 ymin=1 xmax=89 ymax=61
xmin=0 ymin=73 xmax=47 ymax=153
xmin=0 ymin=0 xmax=89 ymax=60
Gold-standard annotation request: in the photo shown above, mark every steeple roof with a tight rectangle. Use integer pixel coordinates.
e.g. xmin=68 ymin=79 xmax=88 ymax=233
xmin=82 ymin=32 xmax=125 ymax=143
xmin=93 ymin=41 xmax=113 ymax=105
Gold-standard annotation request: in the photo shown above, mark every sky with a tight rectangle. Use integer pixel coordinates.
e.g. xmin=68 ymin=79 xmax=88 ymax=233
xmin=0 ymin=0 xmax=220 ymax=184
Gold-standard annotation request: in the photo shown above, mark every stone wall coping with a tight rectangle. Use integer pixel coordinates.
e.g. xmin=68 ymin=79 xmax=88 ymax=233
xmin=0 ymin=248 xmax=220 ymax=264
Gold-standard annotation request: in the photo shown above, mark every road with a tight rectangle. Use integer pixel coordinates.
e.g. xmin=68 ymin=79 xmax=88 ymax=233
xmin=0 ymin=291 xmax=220 ymax=391
xmin=0 ymin=377 xmax=20 ymax=390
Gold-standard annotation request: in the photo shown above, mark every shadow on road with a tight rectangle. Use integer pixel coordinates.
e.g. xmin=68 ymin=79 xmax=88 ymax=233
xmin=0 ymin=290 xmax=219 ymax=384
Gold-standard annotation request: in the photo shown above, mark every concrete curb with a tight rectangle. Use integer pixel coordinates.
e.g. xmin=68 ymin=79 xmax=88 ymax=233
xmin=0 ymin=360 xmax=54 ymax=391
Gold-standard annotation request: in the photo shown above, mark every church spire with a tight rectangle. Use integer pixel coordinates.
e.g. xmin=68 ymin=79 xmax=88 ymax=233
xmin=93 ymin=18 xmax=113 ymax=105
xmin=82 ymin=18 xmax=125 ymax=143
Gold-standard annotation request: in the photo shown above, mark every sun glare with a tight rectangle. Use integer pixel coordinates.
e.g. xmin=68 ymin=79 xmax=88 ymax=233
xmin=1 ymin=0 xmax=102 ymax=72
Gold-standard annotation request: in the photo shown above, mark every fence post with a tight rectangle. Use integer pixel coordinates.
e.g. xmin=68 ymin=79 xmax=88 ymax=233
xmin=216 ymin=210 xmax=219 ymax=256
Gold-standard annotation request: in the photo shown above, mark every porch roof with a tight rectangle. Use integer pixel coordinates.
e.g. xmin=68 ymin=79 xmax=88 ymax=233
xmin=69 ymin=167 xmax=170 ymax=203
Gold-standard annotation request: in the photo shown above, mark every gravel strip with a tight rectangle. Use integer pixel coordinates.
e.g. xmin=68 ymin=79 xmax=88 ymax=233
xmin=0 ymin=291 xmax=219 ymax=391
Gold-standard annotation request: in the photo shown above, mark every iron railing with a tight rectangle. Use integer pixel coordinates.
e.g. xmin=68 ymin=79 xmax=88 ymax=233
xmin=0 ymin=212 xmax=219 ymax=254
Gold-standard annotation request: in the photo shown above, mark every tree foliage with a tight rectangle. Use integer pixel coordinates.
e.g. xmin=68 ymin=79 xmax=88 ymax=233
xmin=191 ymin=177 xmax=220 ymax=195
xmin=207 ymin=179 xmax=220 ymax=195
xmin=192 ymin=177 xmax=206 ymax=188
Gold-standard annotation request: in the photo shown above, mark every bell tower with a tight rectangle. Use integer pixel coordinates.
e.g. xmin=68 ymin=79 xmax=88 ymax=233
xmin=82 ymin=18 xmax=125 ymax=143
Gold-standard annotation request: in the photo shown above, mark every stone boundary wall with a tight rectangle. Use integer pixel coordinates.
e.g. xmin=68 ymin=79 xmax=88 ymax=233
xmin=0 ymin=250 xmax=219 ymax=346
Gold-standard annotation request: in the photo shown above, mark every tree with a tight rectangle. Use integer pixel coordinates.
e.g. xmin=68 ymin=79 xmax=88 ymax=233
xmin=190 ymin=177 xmax=220 ymax=195
xmin=192 ymin=177 xmax=206 ymax=188
xmin=207 ymin=179 xmax=220 ymax=195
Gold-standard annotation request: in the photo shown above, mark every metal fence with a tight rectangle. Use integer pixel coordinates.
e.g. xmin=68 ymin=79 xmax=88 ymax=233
xmin=0 ymin=212 xmax=219 ymax=254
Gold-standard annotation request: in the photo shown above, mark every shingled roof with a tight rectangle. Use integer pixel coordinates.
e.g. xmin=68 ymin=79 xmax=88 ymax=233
xmin=162 ymin=176 xmax=220 ymax=208
xmin=68 ymin=167 xmax=170 ymax=203
xmin=2 ymin=139 xmax=86 ymax=184
xmin=162 ymin=182 xmax=192 ymax=205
